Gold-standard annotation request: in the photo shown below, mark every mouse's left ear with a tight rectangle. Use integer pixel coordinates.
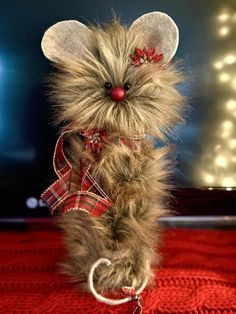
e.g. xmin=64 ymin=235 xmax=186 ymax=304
xmin=129 ymin=12 xmax=179 ymax=65
xmin=41 ymin=20 xmax=91 ymax=63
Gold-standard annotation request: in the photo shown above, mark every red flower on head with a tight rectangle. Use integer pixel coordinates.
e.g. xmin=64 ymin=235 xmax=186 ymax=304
xmin=130 ymin=47 xmax=163 ymax=66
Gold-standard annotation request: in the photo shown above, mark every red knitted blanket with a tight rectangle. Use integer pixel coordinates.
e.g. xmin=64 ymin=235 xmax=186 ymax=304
xmin=0 ymin=227 xmax=236 ymax=313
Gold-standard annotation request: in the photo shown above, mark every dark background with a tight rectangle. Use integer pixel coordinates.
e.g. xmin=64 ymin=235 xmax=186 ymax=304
xmin=0 ymin=0 xmax=235 ymax=217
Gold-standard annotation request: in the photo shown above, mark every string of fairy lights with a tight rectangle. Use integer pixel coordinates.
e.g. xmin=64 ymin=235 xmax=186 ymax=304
xmin=199 ymin=10 xmax=236 ymax=189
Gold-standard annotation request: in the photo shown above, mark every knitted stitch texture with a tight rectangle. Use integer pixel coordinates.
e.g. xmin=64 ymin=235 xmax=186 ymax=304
xmin=0 ymin=227 xmax=235 ymax=313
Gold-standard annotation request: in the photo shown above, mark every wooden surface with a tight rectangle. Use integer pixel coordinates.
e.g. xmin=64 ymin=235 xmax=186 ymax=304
xmin=170 ymin=188 xmax=236 ymax=216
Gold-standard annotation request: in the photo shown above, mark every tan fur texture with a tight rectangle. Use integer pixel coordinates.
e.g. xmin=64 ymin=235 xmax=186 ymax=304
xmin=47 ymin=19 xmax=185 ymax=293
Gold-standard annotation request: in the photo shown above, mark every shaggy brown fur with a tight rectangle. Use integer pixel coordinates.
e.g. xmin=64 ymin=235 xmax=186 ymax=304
xmin=47 ymin=19 xmax=185 ymax=293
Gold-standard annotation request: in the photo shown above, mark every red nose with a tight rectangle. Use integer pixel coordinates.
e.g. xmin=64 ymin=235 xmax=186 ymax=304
xmin=110 ymin=86 xmax=125 ymax=102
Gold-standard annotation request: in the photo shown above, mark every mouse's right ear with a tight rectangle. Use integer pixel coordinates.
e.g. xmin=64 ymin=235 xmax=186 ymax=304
xmin=41 ymin=20 xmax=91 ymax=63
xmin=129 ymin=12 xmax=179 ymax=65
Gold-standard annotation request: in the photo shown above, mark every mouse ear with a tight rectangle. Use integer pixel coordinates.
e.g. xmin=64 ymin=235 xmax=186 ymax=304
xmin=129 ymin=12 xmax=179 ymax=65
xmin=41 ymin=20 xmax=91 ymax=63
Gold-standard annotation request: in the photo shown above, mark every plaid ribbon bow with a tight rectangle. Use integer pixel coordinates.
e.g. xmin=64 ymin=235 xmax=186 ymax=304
xmin=41 ymin=128 xmax=112 ymax=216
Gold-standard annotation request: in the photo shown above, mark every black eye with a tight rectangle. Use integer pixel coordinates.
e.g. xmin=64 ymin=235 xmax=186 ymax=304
xmin=104 ymin=82 xmax=112 ymax=90
xmin=123 ymin=82 xmax=131 ymax=91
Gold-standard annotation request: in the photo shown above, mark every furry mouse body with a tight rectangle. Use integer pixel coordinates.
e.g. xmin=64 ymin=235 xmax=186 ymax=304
xmin=41 ymin=12 xmax=184 ymax=298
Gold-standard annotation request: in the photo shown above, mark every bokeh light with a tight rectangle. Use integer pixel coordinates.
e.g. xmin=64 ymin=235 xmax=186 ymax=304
xmin=218 ymin=13 xmax=229 ymax=22
xmin=218 ymin=26 xmax=230 ymax=36
xmin=222 ymin=177 xmax=234 ymax=187
xmin=219 ymin=72 xmax=230 ymax=82
xmin=229 ymin=139 xmax=236 ymax=149
xmin=198 ymin=8 xmax=236 ymax=187
xmin=226 ymin=99 xmax=236 ymax=110
xmin=213 ymin=61 xmax=224 ymax=69
xmin=222 ymin=120 xmax=233 ymax=130
xmin=224 ymin=54 xmax=236 ymax=64
xmin=215 ymin=155 xmax=228 ymax=167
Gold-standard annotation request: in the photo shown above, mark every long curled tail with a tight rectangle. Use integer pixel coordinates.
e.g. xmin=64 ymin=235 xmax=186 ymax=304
xmin=88 ymin=258 xmax=148 ymax=307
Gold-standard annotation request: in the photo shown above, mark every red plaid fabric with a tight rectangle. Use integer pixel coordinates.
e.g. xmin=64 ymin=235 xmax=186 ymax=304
xmin=80 ymin=129 xmax=109 ymax=153
xmin=122 ymin=286 xmax=137 ymax=297
xmin=41 ymin=128 xmax=112 ymax=217
xmin=80 ymin=129 xmax=143 ymax=152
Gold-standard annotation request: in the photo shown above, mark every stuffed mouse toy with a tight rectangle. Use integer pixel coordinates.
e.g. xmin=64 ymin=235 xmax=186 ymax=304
xmin=41 ymin=11 xmax=184 ymax=306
